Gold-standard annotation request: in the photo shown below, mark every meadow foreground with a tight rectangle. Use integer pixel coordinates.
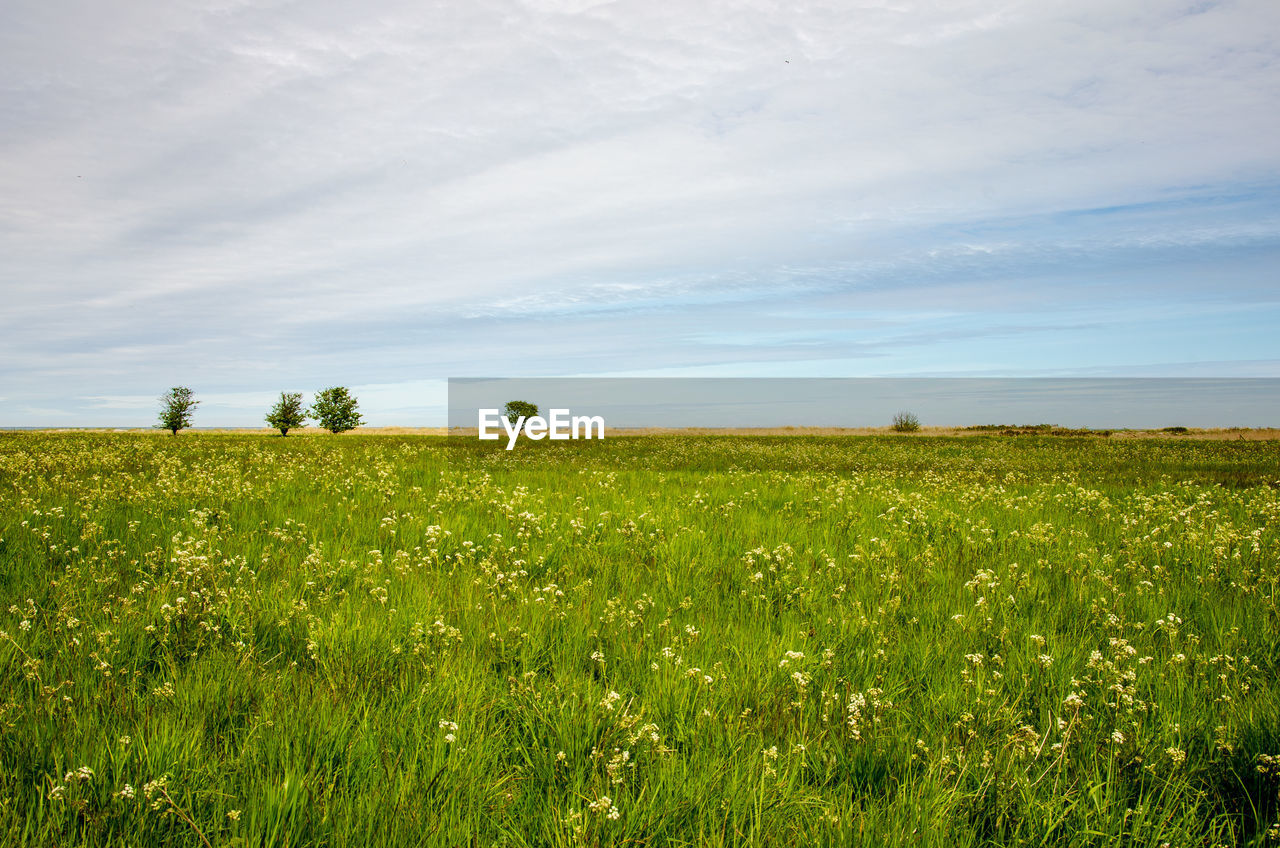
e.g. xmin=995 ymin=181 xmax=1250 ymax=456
xmin=1 ymin=432 xmax=1278 ymax=846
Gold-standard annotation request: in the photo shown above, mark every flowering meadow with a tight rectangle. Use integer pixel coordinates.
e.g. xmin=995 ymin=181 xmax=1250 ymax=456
xmin=1 ymin=431 xmax=1278 ymax=846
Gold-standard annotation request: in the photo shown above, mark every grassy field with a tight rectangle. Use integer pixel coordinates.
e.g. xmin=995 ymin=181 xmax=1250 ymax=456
xmin=1 ymin=431 xmax=1278 ymax=846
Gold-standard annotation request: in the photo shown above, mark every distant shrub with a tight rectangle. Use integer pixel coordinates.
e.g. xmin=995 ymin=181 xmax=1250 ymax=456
xmin=891 ymin=411 xmax=920 ymax=433
xmin=1162 ymin=426 xmax=1189 ymax=434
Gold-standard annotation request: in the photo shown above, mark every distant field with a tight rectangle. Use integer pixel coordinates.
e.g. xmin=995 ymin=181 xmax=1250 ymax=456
xmin=20 ymin=425 xmax=1280 ymax=440
xmin=1 ymin=432 xmax=1278 ymax=846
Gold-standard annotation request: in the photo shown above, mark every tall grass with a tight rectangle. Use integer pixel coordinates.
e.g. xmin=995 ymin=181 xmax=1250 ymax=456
xmin=0 ymin=432 xmax=1278 ymax=846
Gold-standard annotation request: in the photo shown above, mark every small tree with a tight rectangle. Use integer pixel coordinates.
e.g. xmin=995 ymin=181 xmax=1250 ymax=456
xmin=157 ymin=386 xmax=198 ymax=435
xmin=503 ymin=400 xmax=539 ymax=425
xmin=891 ymin=411 xmax=920 ymax=433
xmin=311 ymin=387 xmax=363 ymax=434
xmin=265 ymin=392 xmax=308 ymax=436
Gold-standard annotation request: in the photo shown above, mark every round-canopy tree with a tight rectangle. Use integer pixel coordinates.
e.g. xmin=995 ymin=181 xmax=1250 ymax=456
xmin=157 ymin=386 xmax=198 ymax=435
xmin=503 ymin=400 xmax=539 ymax=424
xmin=265 ymin=392 xmax=308 ymax=436
xmin=311 ymin=387 xmax=363 ymax=434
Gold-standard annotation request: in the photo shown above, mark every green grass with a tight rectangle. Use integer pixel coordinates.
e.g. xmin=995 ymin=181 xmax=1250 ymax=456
xmin=1 ymin=432 xmax=1278 ymax=846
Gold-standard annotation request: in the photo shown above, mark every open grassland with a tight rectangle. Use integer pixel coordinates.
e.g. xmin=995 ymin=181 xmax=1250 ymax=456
xmin=1 ymin=432 xmax=1278 ymax=847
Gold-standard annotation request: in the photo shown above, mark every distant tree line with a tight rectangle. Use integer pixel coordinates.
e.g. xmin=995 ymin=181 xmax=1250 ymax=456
xmin=158 ymin=389 xmax=926 ymax=435
xmin=157 ymin=386 xmax=363 ymax=435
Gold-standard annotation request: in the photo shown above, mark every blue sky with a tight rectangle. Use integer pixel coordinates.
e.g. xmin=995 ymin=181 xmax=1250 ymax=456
xmin=2 ymin=0 xmax=1278 ymax=426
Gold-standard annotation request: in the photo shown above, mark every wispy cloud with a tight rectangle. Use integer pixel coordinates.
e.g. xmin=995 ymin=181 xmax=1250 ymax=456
xmin=2 ymin=0 xmax=1278 ymax=424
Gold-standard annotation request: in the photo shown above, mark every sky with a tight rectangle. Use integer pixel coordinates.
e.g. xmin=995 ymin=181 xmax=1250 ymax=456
xmin=2 ymin=0 xmax=1279 ymax=426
